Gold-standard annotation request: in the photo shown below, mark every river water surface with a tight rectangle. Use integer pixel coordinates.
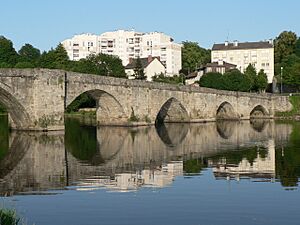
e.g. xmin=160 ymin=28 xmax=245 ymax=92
xmin=0 ymin=115 xmax=300 ymax=225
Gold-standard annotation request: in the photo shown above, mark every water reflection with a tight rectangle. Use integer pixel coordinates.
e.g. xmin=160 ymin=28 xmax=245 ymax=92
xmin=0 ymin=116 xmax=299 ymax=195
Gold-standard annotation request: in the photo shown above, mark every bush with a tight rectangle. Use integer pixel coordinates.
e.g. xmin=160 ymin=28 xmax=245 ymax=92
xmin=0 ymin=208 xmax=20 ymax=225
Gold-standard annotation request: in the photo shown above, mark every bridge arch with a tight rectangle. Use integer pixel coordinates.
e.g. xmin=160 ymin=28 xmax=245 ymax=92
xmin=216 ymin=101 xmax=239 ymax=120
xmin=250 ymin=105 xmax=269 ymax=118
xmin=67 ymin=89 xmax=127 ymax=125
xmin=155 ymin=97 xmax=189 ymax=124
xmin=0 ymin=86 xmax=32 ymax=129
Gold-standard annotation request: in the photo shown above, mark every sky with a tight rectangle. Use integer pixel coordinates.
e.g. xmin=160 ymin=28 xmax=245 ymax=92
xmin=1 ymin=0 xmax=300 ymax=51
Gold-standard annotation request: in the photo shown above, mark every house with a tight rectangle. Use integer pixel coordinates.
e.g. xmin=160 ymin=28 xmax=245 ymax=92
xmin=125 ymin=56 xmax=165 ymax=81
xmin=211 ymin=40 xmax=274 ymax=83
xmin=185 ymin=61 xmax=236 ymax=85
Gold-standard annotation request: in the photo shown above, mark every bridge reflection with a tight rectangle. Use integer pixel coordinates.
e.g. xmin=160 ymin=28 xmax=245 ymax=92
xmin=0 ymin=119 xmax=297 ymax=195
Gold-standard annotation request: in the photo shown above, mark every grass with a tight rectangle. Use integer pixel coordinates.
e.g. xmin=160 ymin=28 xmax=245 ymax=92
xmin=276 ymin=95 xmax=300 ymax=117
xmin=0 ymin=208 xmax=20 ymax=225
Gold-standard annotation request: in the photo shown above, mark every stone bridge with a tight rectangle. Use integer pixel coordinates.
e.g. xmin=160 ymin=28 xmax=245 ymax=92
xmin=0 ymin=68 xmax=293 ymax=130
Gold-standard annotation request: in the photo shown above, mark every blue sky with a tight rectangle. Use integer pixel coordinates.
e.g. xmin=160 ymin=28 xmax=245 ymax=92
xmin=1 ymin=0 xmax=299 ymax=51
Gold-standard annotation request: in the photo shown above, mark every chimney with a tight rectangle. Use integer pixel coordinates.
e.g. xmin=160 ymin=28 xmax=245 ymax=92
xmin=233 ymin=40 xmax=238 ymax=47
xmin=225 ymin=41 xmax=229 ymax=46
xmin=148 ymin=55 xmax=153 ymax=63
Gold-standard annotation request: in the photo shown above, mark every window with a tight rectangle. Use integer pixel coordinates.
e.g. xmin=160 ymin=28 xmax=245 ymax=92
xmin=261 ymin=63 xmax=265 ymax=67
xmin=266 ymin=63 xmax=270 ymax=67
xmin=73 ymin=43 xmax=79 ymax=47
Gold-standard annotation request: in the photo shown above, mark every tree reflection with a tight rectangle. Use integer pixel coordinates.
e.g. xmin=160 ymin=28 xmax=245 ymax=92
xmin=65 ymin=117 xmax=103 ymax=165
xmin=276 ymin=123 xmax=300 ymax=187
xmin=0 ymin=115 xmax=8 ymax=161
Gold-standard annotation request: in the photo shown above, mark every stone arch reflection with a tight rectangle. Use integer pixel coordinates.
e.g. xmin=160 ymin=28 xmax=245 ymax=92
xmin=250 ymin=119 xmax=268 ymax=132
xmin=155 ymin=123 xmax=189 ymax=148
xmin=216 ymin=121 xmax=235 ymax=139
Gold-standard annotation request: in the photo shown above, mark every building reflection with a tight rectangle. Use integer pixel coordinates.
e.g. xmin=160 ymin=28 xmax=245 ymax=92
xmin=0 ymin=119 xmax=298 ymax=195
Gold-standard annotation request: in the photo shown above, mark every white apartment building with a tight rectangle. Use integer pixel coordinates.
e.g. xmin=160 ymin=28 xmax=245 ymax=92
xmin=61 ymin=33 xmax=99 ymax=61
xmin=211 ymin=40 xmax=274 ymax=83
xmin=61 ymin=30 xmax=182 ymax=76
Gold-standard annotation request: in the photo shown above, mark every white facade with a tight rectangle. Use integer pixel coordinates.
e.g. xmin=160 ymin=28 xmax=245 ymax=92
xmin=125 ymin=57 xmax=166 ymax=81
xmin=211 ymin=41 xmax=274 ymax=83
xmin=61 ymin=33 xmax=99 ymax=61
xmin=61 ymin=30 xmax=182 ymax=76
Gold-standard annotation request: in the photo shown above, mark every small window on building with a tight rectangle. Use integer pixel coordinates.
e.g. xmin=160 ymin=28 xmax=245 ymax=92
xmin=266 ymin=63 xmax=269 ymax=67
xmin=262 ymin=63 xmax=265 ymax=67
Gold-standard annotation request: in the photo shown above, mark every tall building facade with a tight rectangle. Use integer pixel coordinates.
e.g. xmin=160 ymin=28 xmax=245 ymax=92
xmin=61 ymin=30 xmax=182 ymax=75
xmin=211 ymin=41 xmax=274 ymax=83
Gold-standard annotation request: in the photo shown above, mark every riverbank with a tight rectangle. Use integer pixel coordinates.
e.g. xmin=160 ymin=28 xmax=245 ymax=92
xmin=275 ymin=95 xmax=300 ymax=121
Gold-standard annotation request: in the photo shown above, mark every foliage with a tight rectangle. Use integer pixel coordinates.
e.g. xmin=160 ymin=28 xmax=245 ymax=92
xmin=274 ymin=31 xmax=300 ymax=89
xmin=222 ymin=69 xmax=252 ymax=92
xmin=244 ymin=64 xmax=257 ymax=88
xmin=66 ymin=93 xmax=96 ymax=113
xmin=133 ymin=57 xmax=146 ymax=80
xmin=70 ymin=53 xmax=126 ymax=78
xmin=0 ymin=208 xmax=20 ymax=225
xmin=256 ymin=69 xmax=268 ymax=92
xmin=14 ymin=61 xmax=35 ymax=68
xmin=181 ymin=41 xmax=210 ymax=75
xmin=0 ymin=36 xmax=18 ymax=67
xmin=274 ymin=31 xmax=297 ymax=64
xmin=152 ymin=73 xmax=185 ymax=84
xmin=199 ymin=72 xmax=223 ymax=89
xmin=18 ymin=43 xmax=41 ymax=65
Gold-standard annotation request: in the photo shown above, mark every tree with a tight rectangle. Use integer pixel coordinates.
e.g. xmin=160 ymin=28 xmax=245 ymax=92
xmin=295 ymin=38 xmax=300 ymax=58
xmin=199 ymin=72 xmax=223 ymax=89
xmin=274 ymin=31 xmax=297 ymax=64
xmin=134 ymin=57 xmax=146 ymax=80
xmin=70 ymin=53 xmax=126 ymax=78
xmin=256 ymin=69 xmax=268 ymax=92
xmin=39 ymin=44 xmax=69 ymax=69
xmin=244 ymin=64 xmax=257 ymax=90
xmin=222 ymin=69 xmax=252 ymax=92
xmin=181 ymin=41 xmax=210 ymax=75
xmin=18 ymin=43 xmax=41 ymax=65
xmin=0 ymin=36 xmax=18 ymax=67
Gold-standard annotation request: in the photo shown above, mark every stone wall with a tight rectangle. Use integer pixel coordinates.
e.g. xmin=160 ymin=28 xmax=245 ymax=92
xmin=0 ymin=68 xmax=294 ymax=130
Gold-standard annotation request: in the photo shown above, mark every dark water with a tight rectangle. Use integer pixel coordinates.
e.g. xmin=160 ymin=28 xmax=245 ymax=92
xmin=0 ymin=115 xmax=300 ymax=225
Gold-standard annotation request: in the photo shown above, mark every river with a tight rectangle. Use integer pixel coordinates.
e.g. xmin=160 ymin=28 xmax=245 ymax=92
xmin=0 ymin=115 xmax=300 ymax=225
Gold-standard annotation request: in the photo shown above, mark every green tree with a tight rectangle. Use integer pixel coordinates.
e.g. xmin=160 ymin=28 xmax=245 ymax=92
xmin=223 ymin=69 xmax=252 ymax=92
xmin=199 ymin=72 xmax=223 ymax=89
xmin=274 ymin=31 xmax=297 ymax=64
xmin=39 ymin=44 xmax=69 ymax=69
xmin=256 ymin=69 xmax=268 ymax=92
xmin=18 ymin=43 xmax=41 ymax=65
xmin=153 ymin=73 xmax=185 ymax=84
xmin=244 ymin=64 xmax=257 ymax=90
xmin=0 ymin=36 xmax=18 ymax=67
xmin=70 ymin=53 xmax=126 ymax=78
xmin=181 ymin=41 xmax=210 ymax=75
xmin=295 ymin=38 xmax=300 ymax=58
xmin=134 ymin=57 xmax=146 ymax=80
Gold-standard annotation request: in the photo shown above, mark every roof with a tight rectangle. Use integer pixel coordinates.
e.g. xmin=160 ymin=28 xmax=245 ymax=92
xmin=125 ymin=57 xmax=163 ymax=69
xmin=212 ymin=41 xmax=273 ymax=51
xmin=206 ymin=61 xmax=236 ymax=68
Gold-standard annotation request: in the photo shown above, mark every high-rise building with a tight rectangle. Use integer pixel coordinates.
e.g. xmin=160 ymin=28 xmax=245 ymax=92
xmin=211 ymin=40 xmax=274 ymax=83
xmin=61 ymin=30 xmax=182 ymax=76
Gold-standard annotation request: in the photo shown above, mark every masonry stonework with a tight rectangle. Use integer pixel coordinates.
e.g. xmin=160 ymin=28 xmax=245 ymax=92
xmin=0 ymin=68 xmax=293 ymax=130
